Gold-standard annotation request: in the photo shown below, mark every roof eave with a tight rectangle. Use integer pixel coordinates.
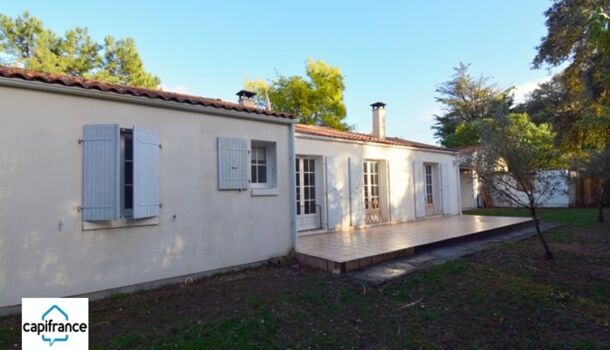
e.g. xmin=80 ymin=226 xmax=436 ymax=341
xmin=296 ymin=132 xmax=457 ymax=155
xmin=0 ymin=76 xmax=296 ymax=125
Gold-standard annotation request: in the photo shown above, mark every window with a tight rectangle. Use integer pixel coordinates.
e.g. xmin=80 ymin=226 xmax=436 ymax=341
xmin=82 ymin=124 xmax=160 ymax=222
xmin=251 ymin=146 xmax=267 ymax=185
xmin=250 ymin=141 xmax=276 ymax=189
xmin=122 ymin=129 xmax=134 ymax=216
xmin=425 ymin=164 xmax=434 ymax=204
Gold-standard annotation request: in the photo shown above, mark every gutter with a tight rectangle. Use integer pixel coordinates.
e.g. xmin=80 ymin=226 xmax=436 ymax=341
xmin=0 ymin=77 xmax=296 ymax=126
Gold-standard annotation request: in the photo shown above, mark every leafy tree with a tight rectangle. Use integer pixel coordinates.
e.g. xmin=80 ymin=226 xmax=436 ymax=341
xmin=574 ymin=148 xmax=610 ymax=222
xmin=432 ymin=63 xmax=513 ymax=147
xmin=0 ymin=11 xmax=159 ymax=88
xmin=245 ymin=58 xmax=350 ymax=130
xmin=474 ymin=113 xmax=567 ymax=260
xmin=532 ymin=0 xmax=610 ymax=152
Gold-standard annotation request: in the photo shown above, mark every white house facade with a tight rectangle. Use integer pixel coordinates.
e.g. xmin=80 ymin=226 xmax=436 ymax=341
xmin=0 ymin=68 xmax=295 ymax=309
xmin=294 ymin=103 xmax=461 ymax=234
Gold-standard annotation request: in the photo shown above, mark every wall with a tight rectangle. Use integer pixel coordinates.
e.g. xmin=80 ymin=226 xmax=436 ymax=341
xmin=295 ymin=135 xmax=460 ymax=232
xmin=460 ymin=169 xmax=478 ymax=209
xmin=0 ymin=86 xmax=293 ymax=308
xmin=490 ymin=170 xmax=573 ymax=208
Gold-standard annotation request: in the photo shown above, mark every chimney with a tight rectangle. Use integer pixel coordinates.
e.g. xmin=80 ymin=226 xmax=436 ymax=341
xmin=371 ymin=102 xmax=386 ymax=139
xmin=236 ymin=89 xmax=257 ymax=108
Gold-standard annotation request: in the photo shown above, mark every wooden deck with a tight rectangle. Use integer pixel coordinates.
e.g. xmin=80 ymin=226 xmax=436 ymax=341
xmin=295 ymin=215 xmax=532 ymax=273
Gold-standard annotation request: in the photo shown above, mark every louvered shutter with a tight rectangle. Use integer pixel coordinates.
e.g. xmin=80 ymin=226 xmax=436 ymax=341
xmin=217 ymin=137 xmax=249 ymax=190
xmin=325 ymin=156 xmax=344 ymax=230
xmin=441 ymin=162 xmax=451 ymax=215
xmin=133 ymin=127 xmax=160 ymax=218
xmin=413 ymin=161 xmax=425 ymax=218
xmin=82 ymin=124 xmax=120 ymax=221
xmin=349 ymin=157 xmax=365 ymax=227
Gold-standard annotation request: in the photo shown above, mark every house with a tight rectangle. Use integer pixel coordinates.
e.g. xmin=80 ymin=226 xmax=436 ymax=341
xmin=0 ymin=67 xmax=296 ymax=310
xmin=457 ymin=146 xmax=581 ymax=209
xmin=0 ymin=66 xmax=463 ymax=313
xmin=294 ymin=102 xmax=462 ymax=234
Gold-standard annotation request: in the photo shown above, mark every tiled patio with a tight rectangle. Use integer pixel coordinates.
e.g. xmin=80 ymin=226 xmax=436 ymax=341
xmin=295 ymin=215 xmax=533 ymax=273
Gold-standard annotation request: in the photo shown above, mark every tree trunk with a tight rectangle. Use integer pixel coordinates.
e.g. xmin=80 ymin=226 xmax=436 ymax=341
xmin=530 ymin=206 xmax=554 ymax=260
xmin=597 ymin=179 xmax=605 ymax=223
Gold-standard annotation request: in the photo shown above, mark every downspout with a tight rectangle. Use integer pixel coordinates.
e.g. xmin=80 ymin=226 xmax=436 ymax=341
xmin=289 ymin=123 xmax=298 ymax=250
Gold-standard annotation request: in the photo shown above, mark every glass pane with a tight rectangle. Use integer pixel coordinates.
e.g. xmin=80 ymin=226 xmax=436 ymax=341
xmin=297 ymin=204 xmax=301 ymax=215
xmin=296 ymin=159 xmax=300 ymax=171
xmin=309 ymin=173 xmax=315 ymax=186
xmin=304 ymin=159 xmax=309 ymax=172
xmin=258 ymin=165 xmax=267 ymax=183
xmin=258 ymin=147 xmax=266 ymax=161
xmin=304 ymin=173 xmax=309 ymax=186
xmin=124 ymin=161 xmax=133 ymax=185
xmin=304 ymin=187 xmax=310 ymax=199
xmin=124 ymin=135 xmax=133 ymax=160
xmin=124 ymin=185 xmax=133 ymax=209
xmin=309 ymin=159 xmax=315 ymax=172
xmin=251 ymin=165 xmax=257 ymax=183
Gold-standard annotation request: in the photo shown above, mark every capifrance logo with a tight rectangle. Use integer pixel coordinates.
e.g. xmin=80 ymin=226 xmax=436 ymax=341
xmin=22 ymin=298 xmax=89 ymax=350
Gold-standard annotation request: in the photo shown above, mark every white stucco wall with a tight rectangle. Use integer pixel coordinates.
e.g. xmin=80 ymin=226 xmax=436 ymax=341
xmin=460 ymin=170 xmax=478 ymax=209
xmin=0 ymin=85 xmax=293 ymax=307
xmin=295 ymin=135 xmax=461 ymax=232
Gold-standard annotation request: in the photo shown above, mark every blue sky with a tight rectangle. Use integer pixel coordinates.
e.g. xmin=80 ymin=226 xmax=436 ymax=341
xmin=2 ymin=1 xmax=556 ymax=144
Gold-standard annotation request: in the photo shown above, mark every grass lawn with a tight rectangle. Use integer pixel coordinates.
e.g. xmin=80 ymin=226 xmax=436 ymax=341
xmin=1 ymin=208 xmax=609 ymax=349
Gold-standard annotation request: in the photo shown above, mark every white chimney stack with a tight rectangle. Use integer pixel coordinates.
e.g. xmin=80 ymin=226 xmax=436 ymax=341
xmin=236 ymin=90 xmax=257 ymax=108
xmin=371 ymin=102 xmax=386 ymax=139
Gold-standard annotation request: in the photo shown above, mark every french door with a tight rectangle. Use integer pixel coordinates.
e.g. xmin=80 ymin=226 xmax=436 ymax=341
xmin=363 ymin=160 xmax=383 ymax=224
xmin=424 ymin=164 xmax=440 ymax=216
xmin=296 ymin=157 xmax=321 ymax=231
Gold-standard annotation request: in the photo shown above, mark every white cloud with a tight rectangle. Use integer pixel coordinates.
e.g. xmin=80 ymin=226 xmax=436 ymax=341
xmin=159 ymin=84 xmax=192 ymax=95
xmin=512 ymin=77 xmax=551 ymax=104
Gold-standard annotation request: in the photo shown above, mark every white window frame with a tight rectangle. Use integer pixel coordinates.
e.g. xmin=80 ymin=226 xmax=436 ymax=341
xmin=250 ymin=140 xmax=277 ymax=192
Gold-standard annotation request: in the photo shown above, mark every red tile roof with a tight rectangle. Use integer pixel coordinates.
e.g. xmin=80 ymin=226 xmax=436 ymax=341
xmin=0 ymin=66 xmax=294 ymax=119
xmin=295 ymin=124 xmax=452 ymax=152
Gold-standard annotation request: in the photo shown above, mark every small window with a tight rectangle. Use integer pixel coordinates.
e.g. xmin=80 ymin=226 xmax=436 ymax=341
xmin=250 ymin=141 xmax=276 ymax=189
xmin=251 ymin=146 xmax=267 ymax=184
xmin=122 ymin=129 xmax=134 ymax=216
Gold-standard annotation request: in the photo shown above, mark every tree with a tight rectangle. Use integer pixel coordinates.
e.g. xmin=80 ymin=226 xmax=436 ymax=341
xmin=575 ymin=148 xmax=610 ymax=222
xmin=532 ymin=0 xmax=610 ymax=152
xmin=432 ymin=63 xmax=513 ymax=147
xmin=474 ymin=113 xmax=567 ymax=260
xmin=0 ymin=11 xmax=160 ymax=88
xmin=245 ymin=58 xmax=350 ymax=130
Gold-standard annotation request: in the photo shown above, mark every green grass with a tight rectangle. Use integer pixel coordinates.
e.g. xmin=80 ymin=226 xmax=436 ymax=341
xmin=1 ymin=208 xmax=608 ymax=349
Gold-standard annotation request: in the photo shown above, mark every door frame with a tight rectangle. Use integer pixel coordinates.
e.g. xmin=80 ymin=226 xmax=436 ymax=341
xmin=295 ymin=156 xmax=322 ymax=231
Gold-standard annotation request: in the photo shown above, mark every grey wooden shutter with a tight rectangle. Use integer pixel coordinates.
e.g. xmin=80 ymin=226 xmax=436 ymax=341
xmin=82 ymin=124 xmax=120 ymax=221
xmin=133 ymin=127 xmax=160 ymax=218
xmin=413 ymin=161 xmax=425 ymax=218
xmin=217 ymin=137 xmax=249 ymax=190
xmin=441 ymin=162 xmax=451 ymax=215
xmin=349 ymin=157 xmax=365 ymax=227
xmin=325 ymin=156 xmax=344 ymax=230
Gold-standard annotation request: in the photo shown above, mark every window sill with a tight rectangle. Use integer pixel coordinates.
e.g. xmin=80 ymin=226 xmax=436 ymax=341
xmin=82 ymin=216 xmax=160 ymax=231
xmin=251 ymin=188 xmax=279 ymax=197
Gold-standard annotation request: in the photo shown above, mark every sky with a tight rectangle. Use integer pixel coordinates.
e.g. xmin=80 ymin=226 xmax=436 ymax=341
xmin=2 ymin=1 xmax=558 ymax=145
